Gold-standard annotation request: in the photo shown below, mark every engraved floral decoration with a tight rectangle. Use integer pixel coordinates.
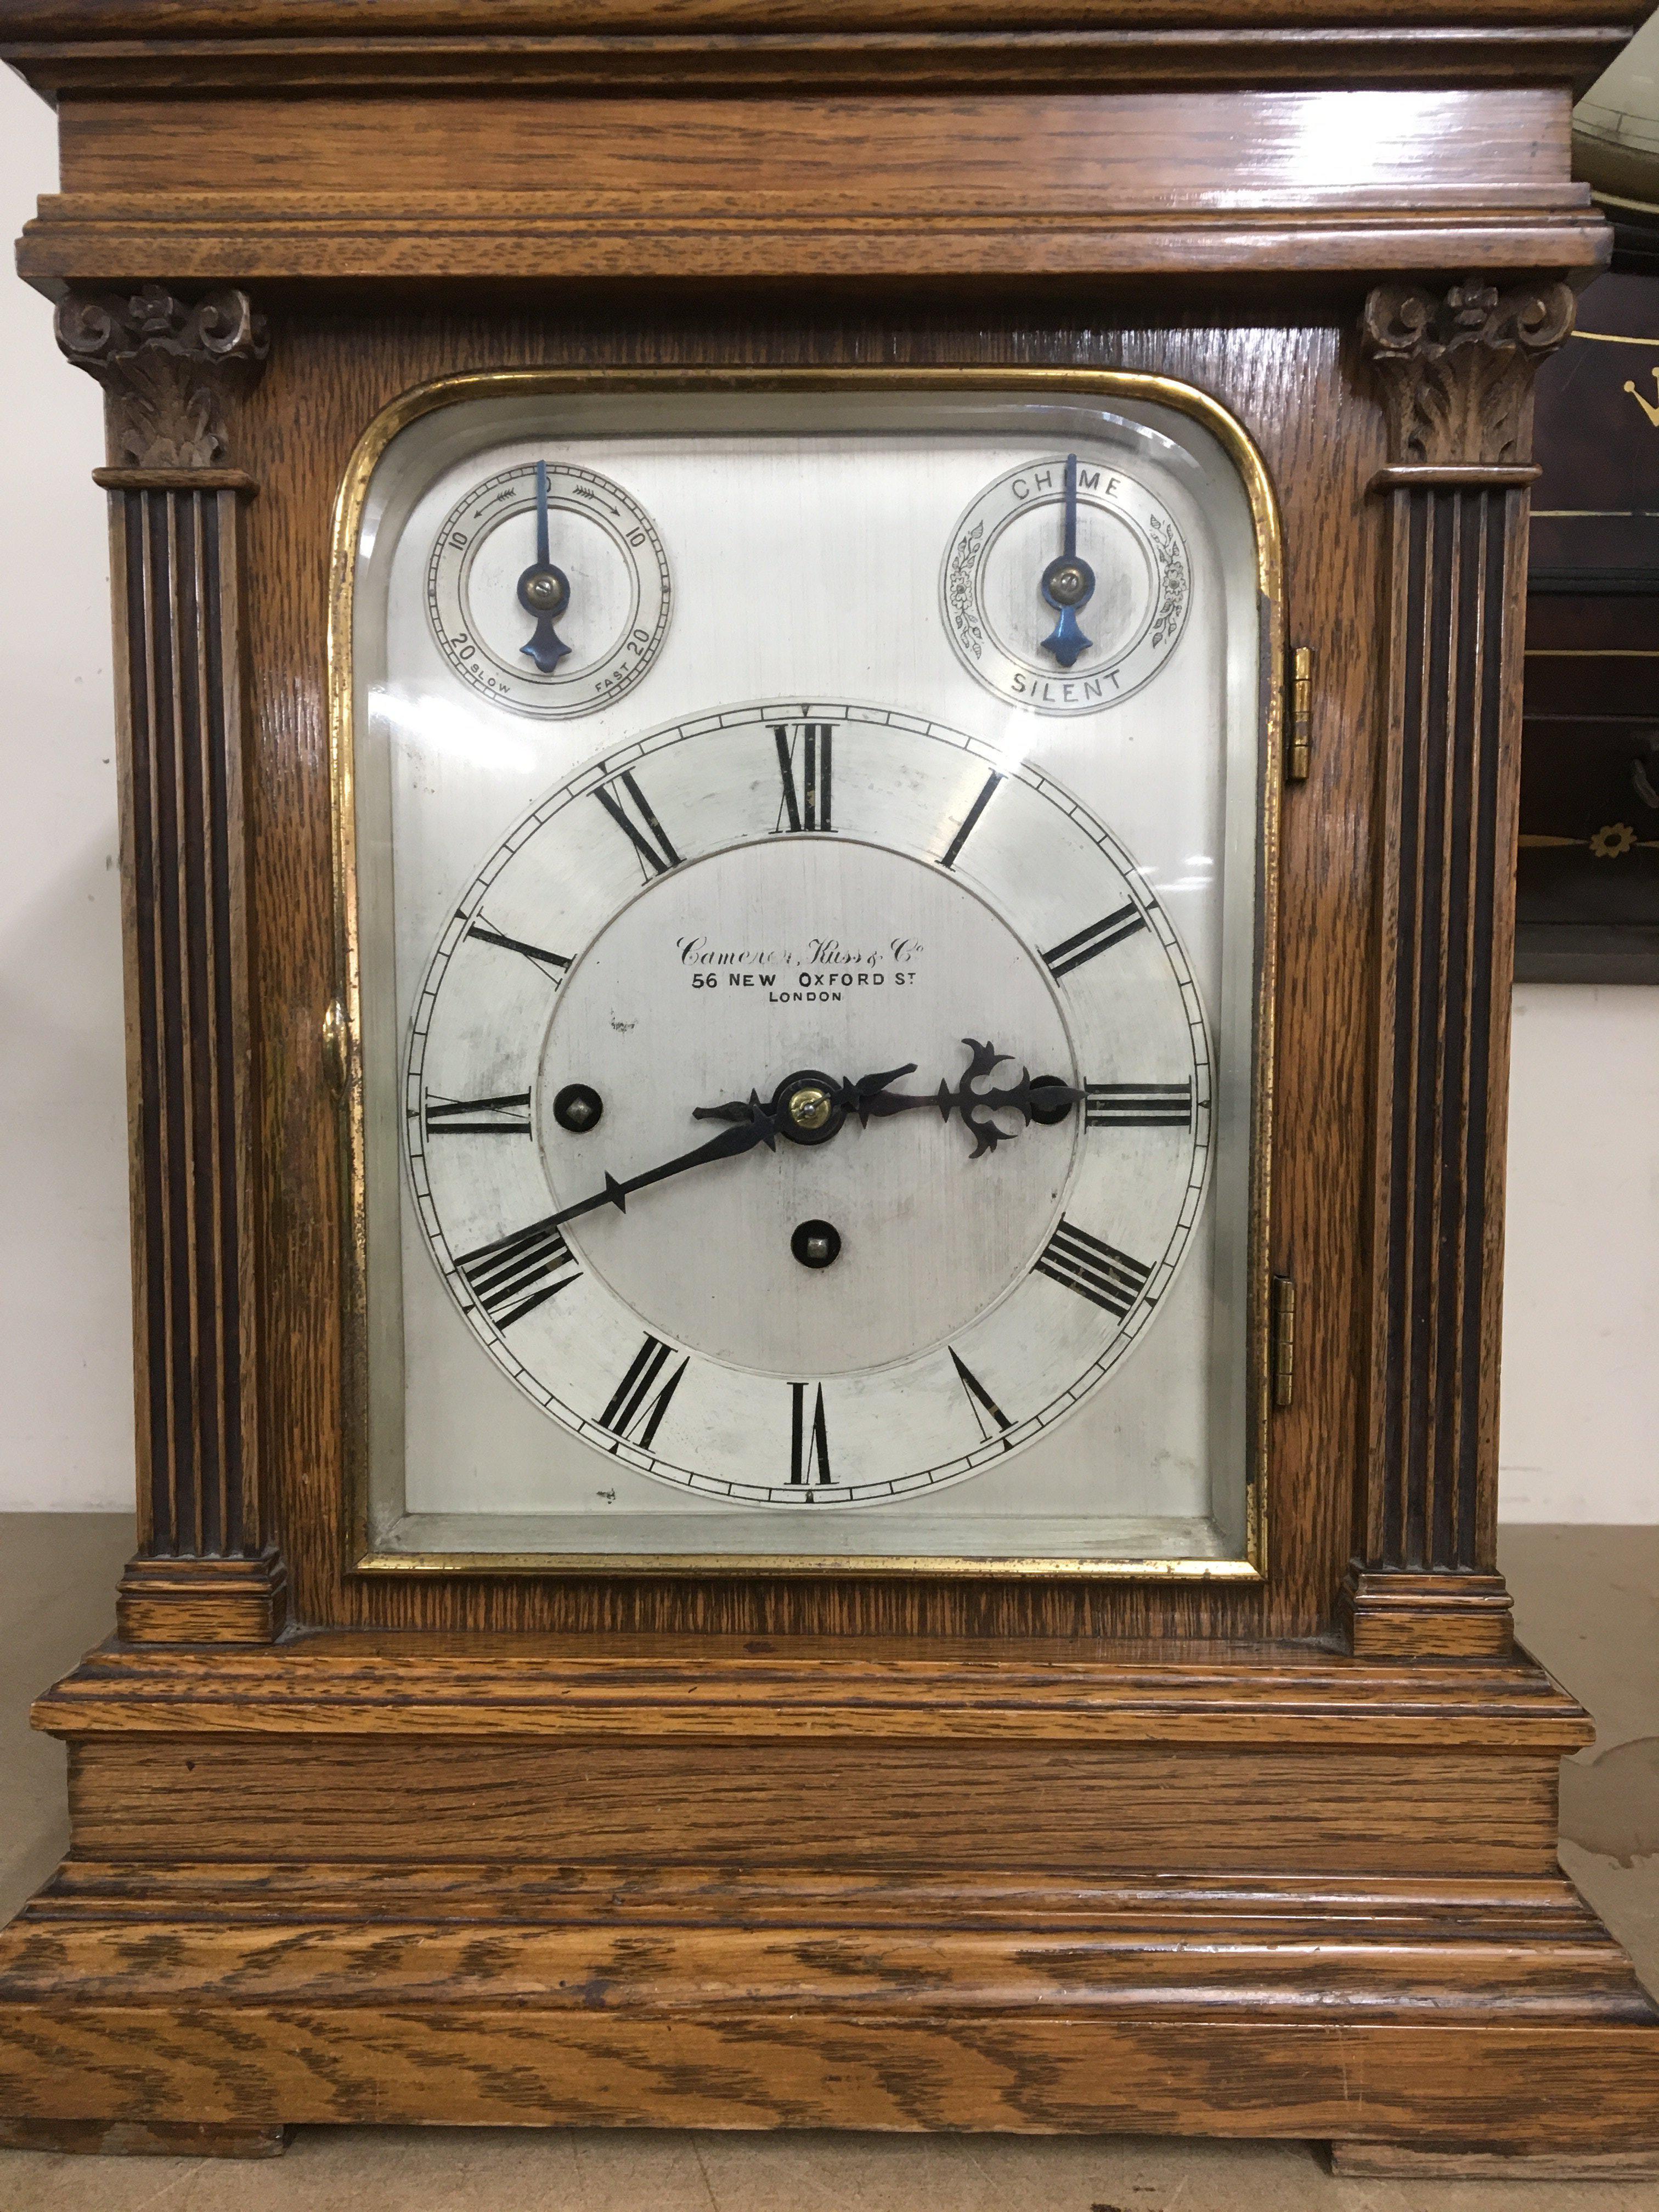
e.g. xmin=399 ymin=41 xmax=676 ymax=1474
xmin=945 ymin=522 xmax=986 ymax=661
xmin=1590 ymin=823 xmax=1638 ymax=861
xmin=1146 ymin=512 xmax=1190 ymax=653
xmin=55 ymin=284 xmax=268 ymax=470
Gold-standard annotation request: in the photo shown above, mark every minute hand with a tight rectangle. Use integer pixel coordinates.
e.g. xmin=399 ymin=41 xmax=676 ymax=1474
xmin=551 ymin=1103 xmax=778 ymax=1230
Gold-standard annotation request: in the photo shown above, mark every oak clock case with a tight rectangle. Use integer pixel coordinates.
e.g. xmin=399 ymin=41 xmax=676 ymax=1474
xmin=7 ymin=0 xmax=1658 ymax=2158
xmin=336 ymin=376 xmax=1277 ymax=1573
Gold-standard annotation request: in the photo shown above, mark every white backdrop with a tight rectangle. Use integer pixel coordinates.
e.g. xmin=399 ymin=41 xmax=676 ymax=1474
xmin=0 ymin=77 xmax=133 ymax=1513
xmin=1 ymin=67 xmax=1652 ymax=1520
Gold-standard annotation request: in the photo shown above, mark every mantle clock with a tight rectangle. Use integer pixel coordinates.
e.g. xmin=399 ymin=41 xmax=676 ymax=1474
xmin=2 ymin=0 xmax=1656 ymax=2171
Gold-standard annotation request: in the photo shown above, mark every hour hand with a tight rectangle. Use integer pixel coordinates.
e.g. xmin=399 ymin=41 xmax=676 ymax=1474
xmin=850 ymin=1041 xmax=1082 ymax=1158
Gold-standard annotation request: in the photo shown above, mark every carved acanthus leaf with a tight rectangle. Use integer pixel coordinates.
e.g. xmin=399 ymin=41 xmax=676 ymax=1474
xmin=1361 ymin=279 xmax=1576 ymax=469
xmin=55 ymin=285 xmax=268 ymax=470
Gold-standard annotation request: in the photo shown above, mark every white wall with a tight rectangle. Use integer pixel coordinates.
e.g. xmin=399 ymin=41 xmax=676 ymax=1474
xmin=0 ymin=67 xmax=1651 ymax=1521
xmin=0 ymin=75 xmax=134 ymax=1511
xmin=1500 ymin=986 xmax=1659 ymax=1521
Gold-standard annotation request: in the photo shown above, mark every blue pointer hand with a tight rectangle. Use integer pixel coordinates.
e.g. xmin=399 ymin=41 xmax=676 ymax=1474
xmin=1038 ymin=453 xmax=1096 ymax=670
xmin=517 ymin=459 xmax=572 ymax=675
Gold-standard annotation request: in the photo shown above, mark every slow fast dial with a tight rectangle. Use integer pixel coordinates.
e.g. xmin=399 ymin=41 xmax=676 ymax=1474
xmin=427 ymin=459 xmax=670 ymax=716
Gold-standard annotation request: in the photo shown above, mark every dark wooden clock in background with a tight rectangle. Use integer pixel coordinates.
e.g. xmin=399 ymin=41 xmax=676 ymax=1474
xmin=1519 ymin=262 xmax=1659 ymax=979
xmin=0 ymin=0 xmax=1656 ymax=2171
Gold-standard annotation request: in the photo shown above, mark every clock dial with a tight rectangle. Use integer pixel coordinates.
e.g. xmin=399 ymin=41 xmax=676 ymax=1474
xmin=426 ymin=459 xmax=670 ymax=716
xmin=406 ymin=706 xmax=1209 ymax=1506
xmin=348 ymin=380 xmax=1271 ymax=1564
xmin=943 ymin=454 xmax=1190 ymax=713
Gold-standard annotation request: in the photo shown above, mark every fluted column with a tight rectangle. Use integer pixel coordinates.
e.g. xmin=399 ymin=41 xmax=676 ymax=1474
xmin=1341 ymin=279 xmax=1575 ymax=1659
xmin=58 ymin=286 xmax=284 ymax=1643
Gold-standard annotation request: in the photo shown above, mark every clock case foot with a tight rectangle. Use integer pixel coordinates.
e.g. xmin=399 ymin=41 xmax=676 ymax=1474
xmin=1328 ymin=2142 xmax=1659 ymax=2180
xmin=1 ymin=1633 xmax=1655 ymax=2150
xmin=0 ymin=2117 xmax=288 ymax=2159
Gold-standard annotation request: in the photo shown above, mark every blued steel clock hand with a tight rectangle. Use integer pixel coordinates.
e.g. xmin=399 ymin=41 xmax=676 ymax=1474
xmin=550 ymin=1097 xmax=781 ymax=1230
xmin=1038 ymin=452 xmax=1096 ymax=670
xmin=517 ymin=459 xmax=573 ymax=675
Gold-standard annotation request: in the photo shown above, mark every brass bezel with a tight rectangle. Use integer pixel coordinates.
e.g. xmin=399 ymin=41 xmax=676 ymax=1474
xmin=328 ymin=366 xmax=1283 ymax=1581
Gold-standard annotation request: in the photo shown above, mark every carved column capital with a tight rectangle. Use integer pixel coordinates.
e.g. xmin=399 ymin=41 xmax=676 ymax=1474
xmin=1361 ymin=278 xmax=1575 ymax=470
xmin=54 ymin=284 xmax=268 ymax=470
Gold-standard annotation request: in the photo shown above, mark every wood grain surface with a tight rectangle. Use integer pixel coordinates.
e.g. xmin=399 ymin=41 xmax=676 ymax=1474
xmin=2 ymin=1839 xmax=1654 ymax=2141
xmin=2 ymin=2006 xmax=1656 ymax=2140
xmin=52 ymin=89 xmax=1577 ymax=199
xmin=12 ymin=87 xmax=1606 ymax=284
xmin=29 ymin=1633 xmax=1603 ymax=1749
xmin=51 ymin=1738 xmax=1567 ymax=1872
xmin=211 ymin=304 xmax=1377 ymax=1646
xmin=0 ymin=0 xmax=1639 ymax=32
xmin=0 ymin=2117 xmax=287 ymax=2157
xmin=1331 ymin=2142 xmax=1659 ymax=2176
xmin=0 ymin=0 xmax=1639 ymax=106
xmin=1344 ymin=281 xmax=1576 ymax=1656
xmin=4 ymin=5 xmax=1655 ymax=2157
xmin=53 ymin=287 xmax=290 ymax=1646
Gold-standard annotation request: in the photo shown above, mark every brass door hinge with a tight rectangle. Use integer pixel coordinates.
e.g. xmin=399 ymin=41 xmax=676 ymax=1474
xmin=1271 ymin=1274 xmax=1296 ymax=1408
xmin=1286 ymin=645 xmax=1312 ymax=782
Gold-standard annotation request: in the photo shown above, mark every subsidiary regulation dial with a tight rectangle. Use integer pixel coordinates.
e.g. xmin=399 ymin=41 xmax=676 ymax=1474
xmin=426 ymin=459 xmax=671 ymax=718
xmin=941 ymin=453 xmax=1190 ymax=714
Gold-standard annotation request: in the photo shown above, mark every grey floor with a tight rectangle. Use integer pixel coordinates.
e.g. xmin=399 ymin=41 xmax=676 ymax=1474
xmin=1 ymin=1514 xmax=1655 ymax=2211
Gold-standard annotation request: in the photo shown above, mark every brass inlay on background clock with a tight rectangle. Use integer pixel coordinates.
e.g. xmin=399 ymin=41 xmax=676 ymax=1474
xmin=333 ymin=372 xmax=1280 ymax=1575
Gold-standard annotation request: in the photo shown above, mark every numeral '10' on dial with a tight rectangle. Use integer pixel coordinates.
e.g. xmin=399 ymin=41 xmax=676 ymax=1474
xmin=465 ymin=915 xmax=571 ymax=984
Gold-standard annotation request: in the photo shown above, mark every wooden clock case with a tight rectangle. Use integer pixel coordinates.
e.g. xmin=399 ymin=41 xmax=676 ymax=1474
xmin=1 ymin=0 xmax=1656 ymax=2168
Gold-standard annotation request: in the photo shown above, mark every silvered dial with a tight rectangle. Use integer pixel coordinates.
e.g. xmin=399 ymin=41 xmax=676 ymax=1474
xmin=943 ymin=454 xmax=1191 ymax=713
xmin=426 ymin=459 xmax=670 ymax=717
xmin=407 ymin=702 xmax=1211 ymax=1506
